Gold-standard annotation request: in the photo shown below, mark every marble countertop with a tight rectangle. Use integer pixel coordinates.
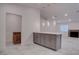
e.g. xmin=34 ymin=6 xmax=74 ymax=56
xmin=33 ymin=32 xmax=62 ymax=35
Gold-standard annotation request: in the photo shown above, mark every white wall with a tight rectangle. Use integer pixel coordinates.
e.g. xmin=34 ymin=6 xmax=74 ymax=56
xmin=0 ymin=5 xmax=2 ymax=51
xmin=0 ymin=4 xmax=6 ymax=51
xmin=69 ymin=22 xmax=79 ymax=30
xmin=57 ymin=22 xmax=79 ymax=31
xmin=0 ymin=4 xmax=40 ymax=51
xmin=22 ymin=8 xmax=40 ymax=45
xmin=56 ymin=21 xmax=79 ymax=36
xmin=40 ymin=17 xmax=79 ymax=37
xmin=40 ymin=17 xmax=47 ymax=32
xmin=40 ymin=17 xmax=57 ymax=32
xmin=6 ymin=13 xmax=22 ymax=44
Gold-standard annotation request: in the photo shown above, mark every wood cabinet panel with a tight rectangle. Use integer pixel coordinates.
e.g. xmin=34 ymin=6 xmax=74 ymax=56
xmin=13 ymin=32 xmax=21 ymax=44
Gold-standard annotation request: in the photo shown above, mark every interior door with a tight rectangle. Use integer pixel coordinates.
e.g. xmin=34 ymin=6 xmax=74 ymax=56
xmin=6 ymin=13 xmax=22 ymax=45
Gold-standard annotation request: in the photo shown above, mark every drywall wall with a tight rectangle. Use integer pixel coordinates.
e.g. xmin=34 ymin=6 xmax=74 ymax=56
xmin=40 ymin=17 xmax=79 ymax=37
xmin=6 ymin=13 xmax=22 ymax=45
xmin=40 ymin=17 xmax=57 ymax=32
xmin=0 ymin=5 xmax=2 ymax=50
xmin=0 ymin=4 xmax=5 ymax=51
xmin=57 ymin=22 xmax=79 ymax=31
xmin=40 ymin=17 xmax=48 ymax=32
xmin=0 ymin=4 xmax=40 ymax=50
xmin=22 ymin=7 xmax=40 ymax=45
xmin=56 ymin=21 xmax=79 ymax=36
xmin=69 ymin=22 xmax=79 ymax=30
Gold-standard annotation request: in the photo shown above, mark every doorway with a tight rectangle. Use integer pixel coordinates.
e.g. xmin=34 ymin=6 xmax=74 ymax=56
xmin=6 ymin=13 xmax=22 ymax=46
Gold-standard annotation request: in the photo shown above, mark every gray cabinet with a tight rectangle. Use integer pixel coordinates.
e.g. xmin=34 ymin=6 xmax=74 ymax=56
xmin=33 ymin=32 xmax=62 ymax=51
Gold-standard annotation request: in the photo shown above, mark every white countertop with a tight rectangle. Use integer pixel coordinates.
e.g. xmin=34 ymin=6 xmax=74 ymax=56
xmin=33 ymin=32 xmax=62 ymax=35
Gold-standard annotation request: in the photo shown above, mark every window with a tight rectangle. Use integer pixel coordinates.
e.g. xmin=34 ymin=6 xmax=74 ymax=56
xmin=60 ymin=24 xmax=68 ymax=32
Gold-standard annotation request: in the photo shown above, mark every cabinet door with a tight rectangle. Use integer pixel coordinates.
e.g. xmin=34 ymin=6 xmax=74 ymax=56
xmin=45 ymin=35 xmax=56 ymax=49
xmin=33 ymin=33 xmax=37 ymax=43
xmin=40 ymin=34 xmax=45 ymax=45
xmin=33 ymin=33 xmax=40 ymax=44
xmin=13 ymin=32 xmax=21 ymax=44
xmin=44 ymin=34 xmax=50 ymax=47
xmin=56 ymin=35 xmax=61 ymax=50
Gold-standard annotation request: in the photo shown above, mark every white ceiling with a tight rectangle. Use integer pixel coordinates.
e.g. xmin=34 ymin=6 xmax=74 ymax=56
xmin=40 ymin=3 xmax=79 ymax=22
xmin=17 ymin=3 xmax=79 ymax=22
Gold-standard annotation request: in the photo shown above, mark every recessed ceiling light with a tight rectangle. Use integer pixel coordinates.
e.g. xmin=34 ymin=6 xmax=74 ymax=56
xmin=65 ymin=13 xmax=68 ymax=16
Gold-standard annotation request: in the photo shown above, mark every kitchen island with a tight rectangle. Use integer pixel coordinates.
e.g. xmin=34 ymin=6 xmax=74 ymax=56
xmin=33 ymin=32 xmax=62 ymax=51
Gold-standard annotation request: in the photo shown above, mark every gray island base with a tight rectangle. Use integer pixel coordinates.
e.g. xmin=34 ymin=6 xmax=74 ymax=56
xmin=33 ymin=32 xmax=62 ymax=51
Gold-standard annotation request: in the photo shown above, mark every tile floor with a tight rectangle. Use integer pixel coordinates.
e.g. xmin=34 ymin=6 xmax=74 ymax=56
xmin=0 ymin=36 xmax=79 ymax=55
